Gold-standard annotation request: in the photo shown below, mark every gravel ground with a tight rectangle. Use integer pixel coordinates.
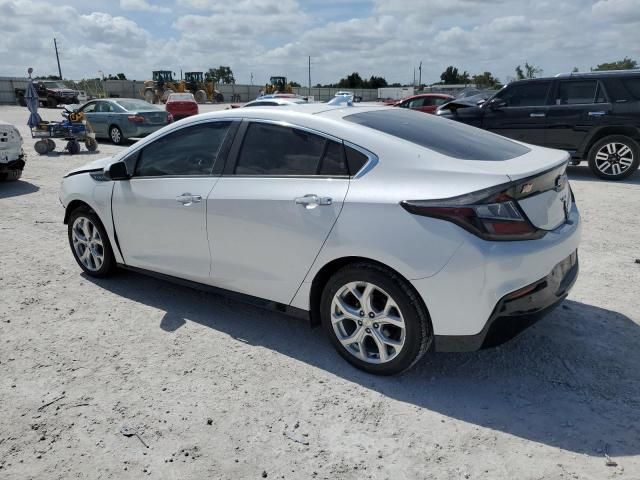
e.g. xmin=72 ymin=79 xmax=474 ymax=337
xmin=1 ymin=104 xmax=639 ymax=480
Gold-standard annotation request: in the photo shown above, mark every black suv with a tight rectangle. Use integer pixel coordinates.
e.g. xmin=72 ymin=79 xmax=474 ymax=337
xmin=438 ymin=71 xmax=640 ymax=180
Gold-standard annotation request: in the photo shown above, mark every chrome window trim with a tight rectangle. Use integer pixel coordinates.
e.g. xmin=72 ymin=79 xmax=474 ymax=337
xmin=242 ymin=117 xmax=344 ymax=144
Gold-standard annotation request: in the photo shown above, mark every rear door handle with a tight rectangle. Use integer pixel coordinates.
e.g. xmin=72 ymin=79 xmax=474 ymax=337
xmin=588 ymin=111 xmax=607 ymax=116
xmin=529 ymin=113 xmax=546 ymax=118
xmin=295 ymin=194 xmax=332 ymax=209
xmin=176 ymin=193 xmax=202 ymax=206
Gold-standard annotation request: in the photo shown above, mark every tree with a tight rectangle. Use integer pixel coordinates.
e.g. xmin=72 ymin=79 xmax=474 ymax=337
xmin=515 ymin=62 xmax=542 ymax=80
xmin=105 ymin=73 xmax=127 ymax=80
xmin=205 ymin=66 xmax=235 ymax=84
xmin=472 ymin=71 xmax=501 ymax=89
xmin=365 ymin=75 xmax=388 ymax=89
xmin=338 ymin=72 xmax=364 ymax=88
xmin=593 ymin=57 xmax=638 ymax=71
xmin=439 ymin=66 xmax=470 ymax=84
xmin=289 ymin=80 xmax=301 ymax=87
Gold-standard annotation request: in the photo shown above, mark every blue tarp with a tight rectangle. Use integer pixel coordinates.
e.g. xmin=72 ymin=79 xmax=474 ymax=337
xmin=25 ymin=78 xmax=41 ymax=128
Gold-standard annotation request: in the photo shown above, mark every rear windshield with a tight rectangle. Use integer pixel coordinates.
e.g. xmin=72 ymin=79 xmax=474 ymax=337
xmin=168 ymin=93 xmax=194 ymax=101
xmin=344 ymin=109 xmax=530 ymax=161
xmin=116 ymin=99 xmax=161 ymax=111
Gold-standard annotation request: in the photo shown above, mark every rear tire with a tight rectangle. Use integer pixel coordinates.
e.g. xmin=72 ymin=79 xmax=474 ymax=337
xmin=85 ymin=136 xmax=98 ymax=152
xmin=195 ymin=90 xmax=207 ymax=104
xmin=109 ymin=125 xmax=124 ymax=145
xmin=320 ymin=263 xmax=432 ymax=375
xmin=67 ymin=208 xmax=116 ymax=277
xmin=0 ymin=170 xmax=22 ymax=181
xmin=17 ymin=94 xmax=26 ymax=107
xmin=588 ymin=135 xmax=639 ymax=180
xmin=46 ymin=139 xmax=56 ymax=152
xmin=47 ymin=96 xmax=57 ymax=108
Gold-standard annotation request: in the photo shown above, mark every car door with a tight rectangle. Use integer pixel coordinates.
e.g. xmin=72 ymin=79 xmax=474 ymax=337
xmin=482 ymin=81 xmax=552 ymax=145
xmin=207 ymin=120 xmax=350 ymax=305
xmin=545 ymin=79 xmax=611 ymax=152
xmin=80 ymin=101 xmax=102 ymax=136
xmin=86 ymin=101 xmax=110 ymax=137
xmin=111 ymin=120 xmax=236 ymax=282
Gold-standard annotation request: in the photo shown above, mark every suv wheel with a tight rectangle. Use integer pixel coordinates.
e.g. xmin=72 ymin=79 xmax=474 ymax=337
xmin=47 ymin=96 xmax=57 ymax=108
xmin=588 ymin=135 xmax=639 ymax=180
xmin=320 ymin=263 xmax=432 ymax=375
xmin=68 ymin=209 xmax=116 ymax=277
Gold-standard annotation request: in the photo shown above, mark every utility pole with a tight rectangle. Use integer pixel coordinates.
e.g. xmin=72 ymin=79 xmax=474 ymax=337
xmin=418 ymin=61 xmax=422 ymax=89
xmin=250 ymin=72 xmax=254 ymax=86
xmin=54 ymin=38 xmax=62 ymax=80
xmin=413 ymin=68 xmax=416 ymax=87
xmin=308 ymin=56 xmax=311 ymax=97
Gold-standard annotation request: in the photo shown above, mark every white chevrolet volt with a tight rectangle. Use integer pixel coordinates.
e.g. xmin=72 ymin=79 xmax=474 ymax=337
xmin=59 ymin=104 xmax=580 ymax=375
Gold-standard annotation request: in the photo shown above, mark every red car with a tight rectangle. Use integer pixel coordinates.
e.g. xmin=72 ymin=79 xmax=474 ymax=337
xmin=165 ymin=93 xmax=199 ymax=120
xmin=395 ymin=93 xmax=453 ymax=114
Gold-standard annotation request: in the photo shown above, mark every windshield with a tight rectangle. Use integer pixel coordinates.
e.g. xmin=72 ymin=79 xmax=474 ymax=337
xmin=44 ymin=82 xmax=67 ymax=89
xmin=116 ymin=99 xmax=161 ymax=111
xmin=344 ymin=109 xmax=530 ymax=161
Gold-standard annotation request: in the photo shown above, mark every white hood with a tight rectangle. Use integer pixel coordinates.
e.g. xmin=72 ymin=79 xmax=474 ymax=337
xmin=65 ymin=156 xmax=115 ymax=176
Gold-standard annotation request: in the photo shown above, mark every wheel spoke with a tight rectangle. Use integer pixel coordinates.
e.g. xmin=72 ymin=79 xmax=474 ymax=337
xmin=371 ymin=331 xmax=389 ymax=362
xmin=620 ymin=157 xmax=633 ymax=167
xmin=595 ymin=151 xmax=608 ymax=161
xmin=339 ymin=327 xmax=364 ymax=347
xmin=617 ymin=145 xmax=631 ymax=156
xmin=607 ymin=143 xmax=616 ymax=154
xmin=360 ymin=283 xmax=375 ymax=314
xmin=598 ymin=161 xmax=611 ymax=172
xmin=334 ymin=296 xmax=362 ymax=322
xmin=373 ymin=329 xmax=403 ymax=348
xmin=612 ymin=163 xmax=622 ymax=176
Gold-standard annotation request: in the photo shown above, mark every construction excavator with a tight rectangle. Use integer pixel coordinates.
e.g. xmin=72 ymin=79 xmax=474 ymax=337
xmin=264 ymin=76 xmax=293 ymax=94
xmin=184 ymin=72 xmax=224 ymax=103
xmin=142 ymin=70 xmax=180 ymax=104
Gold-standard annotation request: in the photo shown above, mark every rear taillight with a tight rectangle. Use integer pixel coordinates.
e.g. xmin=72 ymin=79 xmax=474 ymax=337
xmin=401 ymin=186 xmax=544 ymax=241
xmin=128 ymin=115 xmax=144 ymax=123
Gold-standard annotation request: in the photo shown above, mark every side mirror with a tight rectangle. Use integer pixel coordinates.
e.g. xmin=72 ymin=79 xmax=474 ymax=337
xmin=104 ymin=161 xmax=129 ymax=181
xmin=488 ymin=98 xmax=507 ymax=110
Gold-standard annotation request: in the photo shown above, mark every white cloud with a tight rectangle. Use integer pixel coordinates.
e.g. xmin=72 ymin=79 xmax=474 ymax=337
xmin=119 ymin=0 xmax=170 ymax=13
xmin=0 ymin=0 xmax=638 ymax=85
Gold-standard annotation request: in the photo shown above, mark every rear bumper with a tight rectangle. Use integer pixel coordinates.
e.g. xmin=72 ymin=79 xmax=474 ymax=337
xmin=124 ymin=123 xmax=167 ymax=138
xmin=0 ymin=156 xmax=26 ymax=172
xmin=434 ymin=250 xmax=578 ymax=351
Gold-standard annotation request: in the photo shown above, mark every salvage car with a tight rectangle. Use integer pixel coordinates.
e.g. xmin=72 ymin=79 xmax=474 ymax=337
xmin=59 ymin=105 xmax=580 ymax=375
xmin=395 ymin=93 xmax=453 ymax=114
xmin=0 ymin=121 xmax=25 ymax=181
xmin=77 ymin=98 xmax=172 ymax=145
xmin=165 ymin=92 xmax=199 ymax=120
xmin=438 ymin=71 xmax=640 ymax=180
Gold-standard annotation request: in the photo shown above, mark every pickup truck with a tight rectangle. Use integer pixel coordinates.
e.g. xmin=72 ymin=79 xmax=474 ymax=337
xmin=15 ymin=80 xmax=79 ymax=108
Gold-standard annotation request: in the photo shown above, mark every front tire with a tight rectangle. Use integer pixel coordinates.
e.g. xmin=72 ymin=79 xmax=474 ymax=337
xmin=320 ymin=263 xmax=432 ymax=375
xmin=109 ymin=125 xmax=124 ymax=145
xmin=0 ymin=170 xmax=22 ymax=181
xmin=588 ymin=135 xmax=639 ymax=180
xmin=67 ymin=209 xmax=116 ymax=277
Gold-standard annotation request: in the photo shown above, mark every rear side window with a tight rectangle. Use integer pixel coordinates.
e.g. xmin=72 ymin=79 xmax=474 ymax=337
xmin=556 ymin=80 xmax=598 ymax=104
xmin=345 ymin=146 xmax=368 ymax=174
xmin=236 ymin=123 xmax=325 ymax=175
xmin=345 ymin=109 xmax=530 ymax=161
xmin=135 ymin=122 xmax=231 ymax=176
xmin=497 ymin=82 xmax=551 ymax=107
xmin=319 ymin=141 xmax=348 ymax=176
xmin=622 ymin=78 xmax=640 ymax=98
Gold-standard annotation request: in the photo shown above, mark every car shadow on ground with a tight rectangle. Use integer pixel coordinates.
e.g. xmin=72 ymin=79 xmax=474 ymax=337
xmin=568 ymin=164 xmax=640 ymax=185
xmin=85 ymin=270 xmax=640 ymax=458
xmin=0 ymin=180 xmax=39 ymax=199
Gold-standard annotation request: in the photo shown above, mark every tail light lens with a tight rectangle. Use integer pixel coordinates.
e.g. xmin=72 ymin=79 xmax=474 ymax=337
xmin=401 ymin=186 xmax=544 ymax=241
xmin=127 ymin=115 xmax=144 ymax=123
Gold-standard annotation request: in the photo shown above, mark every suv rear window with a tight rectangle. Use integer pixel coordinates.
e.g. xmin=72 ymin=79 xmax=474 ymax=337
xmin=344 ymin=109 xmax=530 ymax=161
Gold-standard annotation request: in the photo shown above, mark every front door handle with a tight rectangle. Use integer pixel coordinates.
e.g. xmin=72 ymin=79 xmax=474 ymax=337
xmin=295 ymin=194 xmax=332 ymax=209
xmin=529 ymin=112 xmax=546 ymax=118
xmin=176 ymin=193 xmax=202 ymax=206
xmin=588 ymin=111 xmax=607 ymax=116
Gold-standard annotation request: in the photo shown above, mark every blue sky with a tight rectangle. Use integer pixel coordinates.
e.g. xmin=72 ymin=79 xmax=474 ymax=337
xmin=0 ymin=0 xmax=638 ymax=85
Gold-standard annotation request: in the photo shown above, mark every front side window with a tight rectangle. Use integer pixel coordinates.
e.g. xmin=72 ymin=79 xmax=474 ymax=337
xmin=235 ymin=123 xmax=328 ymax=175
xmin=556 ymin=80 xmax=598 ymax=105
xmin=408 ymin=98 xmax=425 ymax=108
xmin=81 ymin=102 xmax=96 ymax=113
xmin=497 ymin=82 xmax=551 ymax=107
xmin=135 ymin=122 xmax=231 ymax=177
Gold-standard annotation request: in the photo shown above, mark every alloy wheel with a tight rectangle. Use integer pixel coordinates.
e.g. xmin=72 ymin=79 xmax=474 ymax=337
xmin=71 ymin=216 xmax=105 ymax=272
xmin=331 ymin=281 xmax=406 ymax=364
xmin=594 ymin=142 xmax=634 ymax=177
xmin=110 ymin=127 xmax=121 ymax=144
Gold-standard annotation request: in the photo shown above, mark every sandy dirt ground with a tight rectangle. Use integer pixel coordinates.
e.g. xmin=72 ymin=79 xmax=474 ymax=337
xmin=1 ymin=104 xmax=639 ymax=480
